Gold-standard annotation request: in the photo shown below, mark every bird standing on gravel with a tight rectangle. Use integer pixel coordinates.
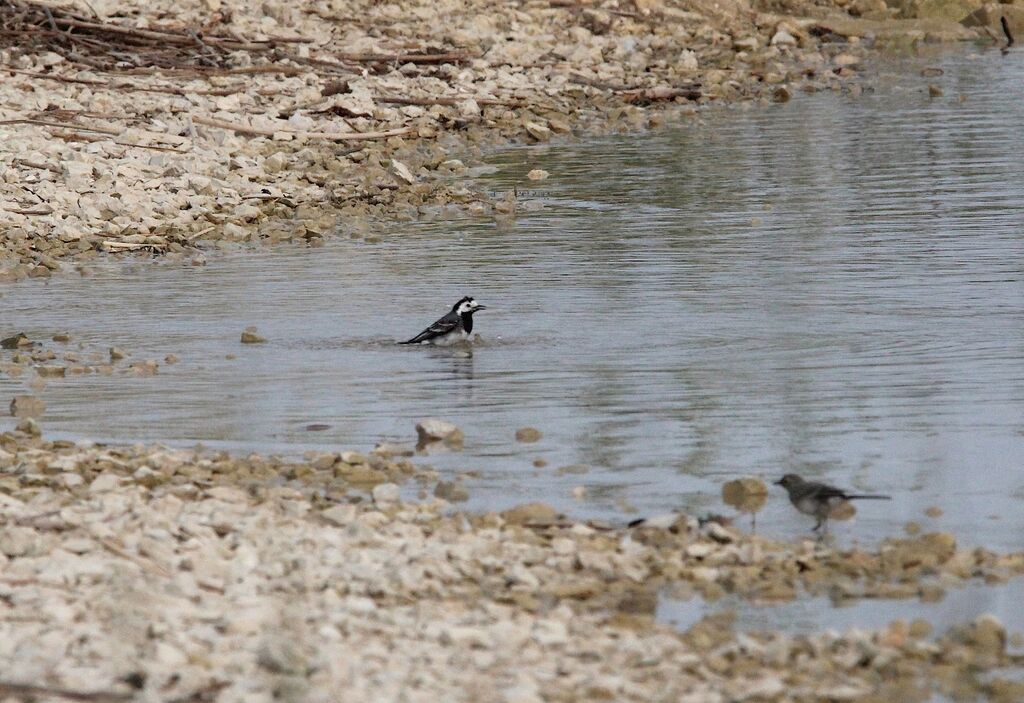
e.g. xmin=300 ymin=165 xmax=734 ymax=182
xmin=774 ymin=473 xmax=891 ymax=532
xmin=400 ymin=296 xmax=486 ymax=345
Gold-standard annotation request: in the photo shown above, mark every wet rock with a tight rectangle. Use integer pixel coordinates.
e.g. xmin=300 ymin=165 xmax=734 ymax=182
xmin=372 ymin=442 xmax=414 ymax=458
xmin=340 ymin=451 xmax=367 ymax=464
xmin=240 ymin=327 xmax=267 ymax=344
xmin=127 ymin=360 xmax=159 ymax=376
xmin=526 ymin=169 xmax=549 ymax=181
xmin=955 ymin=615 xmax=1007 ymax=666
xmin=928 ymin=84 xmax=944 ymax=97
xmin=109 ymin=347 xmax=127 ymax=361
xmin=9 ymin=395 xmax=45 ymax=418
xmin=962 ymin=5 xmax=1024 ymax=40
xmin=434 ymin=480 xmax=469 ymax=502
xmin=502 ymin=502 xmax=559 ymax=526
xmin=309 ymin=453 xmax=338 ymax=470
xmin=722 ymin=478 xmax=768 ymax=514
xmin=515 ymin=427 xmax=542 ymax=443
xmin=525 ymin=122 xmax=552 ymax=142
xmin=415 ymin=418 xmax=465 ymax=449
xmin=1 ymin=333 xmax=31 ymax=350
xmin=16 ymin=417 xmax=41 ymax=436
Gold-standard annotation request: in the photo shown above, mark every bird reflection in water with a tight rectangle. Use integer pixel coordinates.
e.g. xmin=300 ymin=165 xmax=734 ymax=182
xmin=427 ymin=345 xmax=476 ymax=384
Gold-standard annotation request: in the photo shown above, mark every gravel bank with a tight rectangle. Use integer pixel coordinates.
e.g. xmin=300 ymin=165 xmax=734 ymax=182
xmin=0 ymin=435 xmax=1023 ymax=701
xmin=0 ymin=0 xmax=985 ymax=278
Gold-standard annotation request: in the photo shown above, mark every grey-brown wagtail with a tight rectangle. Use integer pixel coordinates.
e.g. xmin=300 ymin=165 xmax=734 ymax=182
xmin=774 ymin=473 xmax=891 ymax=532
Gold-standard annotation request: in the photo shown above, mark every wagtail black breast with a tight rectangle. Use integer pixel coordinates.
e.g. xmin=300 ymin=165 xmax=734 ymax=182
xmin=400 ymin=296 xmax=486 ymax=346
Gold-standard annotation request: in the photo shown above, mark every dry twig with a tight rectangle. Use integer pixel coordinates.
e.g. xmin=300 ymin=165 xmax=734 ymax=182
xmin=192 ymin=115 xmax=414 ymax=141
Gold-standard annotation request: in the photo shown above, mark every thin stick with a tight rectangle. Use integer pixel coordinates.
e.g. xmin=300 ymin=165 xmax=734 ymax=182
xmin=192 ymin=115 xmax=414 ymax=141
xmin=2 ymin=67 xmax=107 ymax=86
xmin=13 ymin=158 xmax=61 ymax=173
xmin=375 ymin=94 xmax=514 ymax=107
xmin=49 ymin=130 xmax=189 ymax=152
xmin=2 ymin=66 xmax=291 ymax=95
xmin=42 ymin=6 xmax=60 ymax=32
xmin=1 ymin=116 xmax=188 ymax=145
xmin=0 ymin=118 xmax=120 ymax=135
xmin=0 ymin=681 xmax=132 ymax=703
xmin=335 ymin=51 xmax=470 ymax=64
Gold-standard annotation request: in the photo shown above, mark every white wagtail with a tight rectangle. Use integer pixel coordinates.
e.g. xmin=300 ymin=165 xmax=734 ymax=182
xmin=399 ymin=296 xmax=486 ymax=345
xmin=774 ymin=473 xmax=891 ymax=532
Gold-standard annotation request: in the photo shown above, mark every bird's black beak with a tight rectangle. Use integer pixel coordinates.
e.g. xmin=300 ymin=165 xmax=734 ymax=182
xmin=773 ymin=478 xmax=784 ymax=486
xmin=474 ymin=305 xmax=487 ymax=311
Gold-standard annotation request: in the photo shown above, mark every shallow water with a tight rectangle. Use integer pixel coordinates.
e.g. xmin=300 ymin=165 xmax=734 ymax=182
xmin=658 ymin=577 xmax=1024 ymax=641
xmin=2 ymin=48 xmax=1023 ymax=571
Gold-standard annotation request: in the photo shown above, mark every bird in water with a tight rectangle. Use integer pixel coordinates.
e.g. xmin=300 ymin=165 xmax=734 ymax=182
xmin=400 ymin=296 xmax=486 ymax=346
xmin=774 ymin=473 xmax=890 ymax=532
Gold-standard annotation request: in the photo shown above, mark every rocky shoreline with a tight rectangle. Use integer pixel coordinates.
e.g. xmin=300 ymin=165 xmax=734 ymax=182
xmin=0 ymin=0 xmax=1001 ymax=280
xmin=0 ymin=434 xmax=1022 ymax=702
xmin=2 ymin=1 xmax=1023 ymax=701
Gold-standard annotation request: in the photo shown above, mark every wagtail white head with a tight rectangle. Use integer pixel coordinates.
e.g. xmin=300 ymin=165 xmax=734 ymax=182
xmin=400 ymin=296 xmax=487 ymax=345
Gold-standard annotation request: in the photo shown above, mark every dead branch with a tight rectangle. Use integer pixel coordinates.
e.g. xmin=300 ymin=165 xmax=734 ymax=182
xmin=0 ymin=0 xmax=311 ymax=70
xmin=192 ymin=115 xmax=415 ymax=141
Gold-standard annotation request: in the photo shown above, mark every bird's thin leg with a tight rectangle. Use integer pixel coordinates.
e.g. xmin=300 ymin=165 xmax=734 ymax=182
xmin=812 ymin=518 xmax=822 ymax=532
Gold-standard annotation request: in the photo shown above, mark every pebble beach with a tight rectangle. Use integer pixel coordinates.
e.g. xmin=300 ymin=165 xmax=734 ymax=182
xmin=1 ymin=0 xmax=1022 ymax=701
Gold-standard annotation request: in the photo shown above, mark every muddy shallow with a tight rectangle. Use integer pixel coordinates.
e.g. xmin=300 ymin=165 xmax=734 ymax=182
xmin=2 ymin=48 xmax=1023 ymax=559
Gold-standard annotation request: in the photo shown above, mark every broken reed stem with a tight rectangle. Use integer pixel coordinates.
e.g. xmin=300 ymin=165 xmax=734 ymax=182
xmin=191 ymin=115 xmax=414 ymax=141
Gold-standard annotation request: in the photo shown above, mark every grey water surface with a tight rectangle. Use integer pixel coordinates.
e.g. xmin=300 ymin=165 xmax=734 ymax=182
xmin=2 ymin=46 xmax=1023 ymax=594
